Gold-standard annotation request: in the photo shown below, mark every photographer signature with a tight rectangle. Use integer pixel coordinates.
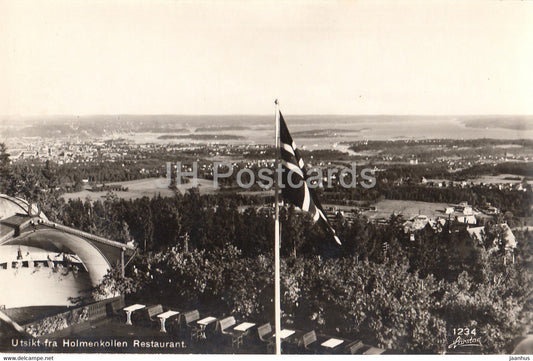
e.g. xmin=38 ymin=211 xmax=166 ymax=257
xmin=448 ymin=336 xmax=482 ymax=349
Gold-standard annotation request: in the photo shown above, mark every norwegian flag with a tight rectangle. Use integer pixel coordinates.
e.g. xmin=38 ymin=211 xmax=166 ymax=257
xmin=278 ymin=112 xmax=341 ymax=245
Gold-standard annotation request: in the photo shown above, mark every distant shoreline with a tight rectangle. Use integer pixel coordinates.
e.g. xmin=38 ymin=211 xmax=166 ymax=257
xmin=462 ymin=118 xmax=533 ymax=131
xmin=2 ymin=115 xmax=532 ymax=143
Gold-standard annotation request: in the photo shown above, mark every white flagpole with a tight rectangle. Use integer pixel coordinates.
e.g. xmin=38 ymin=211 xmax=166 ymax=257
xmin=274 ymin=99 xmax=281 ymax=355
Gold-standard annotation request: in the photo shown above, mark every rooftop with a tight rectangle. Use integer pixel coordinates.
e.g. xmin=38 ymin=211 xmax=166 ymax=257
xmin=0 ymin=195 xmax=47 ymax=221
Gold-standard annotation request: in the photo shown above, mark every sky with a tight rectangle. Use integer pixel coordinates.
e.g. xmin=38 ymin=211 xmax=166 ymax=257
xmin=1 ymin=0 xmax=532 ymax=117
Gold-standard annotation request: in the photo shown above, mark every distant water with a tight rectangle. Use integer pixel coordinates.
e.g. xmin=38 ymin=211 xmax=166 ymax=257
xmin=117 ymin=115 xmax=533 ymax=149
xmin=4 ymin=114 xmax=532 ymax=149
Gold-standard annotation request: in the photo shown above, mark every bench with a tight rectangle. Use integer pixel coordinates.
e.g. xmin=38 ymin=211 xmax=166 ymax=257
xmin=257 ymin=323 xmax=275 ymax=353
xmin=107 ymin=297 xmax=126 ymax=318
xmin=258 ymin=323 xmax=273 ymax=341
xmin=216 ymin=316 xmax=236 ymax=335
xmin=165 ymin=309 xmax=199 ymax=336
xmin=215 ymin=316 xmax=241 ymax=349
xmin=139 ymin=304 xmax=164 ymax=326
xmin=179 ymin=310 xmax=201 ymax=340
xmin=345 ymin=340 xmax=364 ymax=354
xmin=301 ymin=330 xmax=318 ymax=353
xmin=181 ymin=310 xmax=200 ymax=326
xmin=147 ymin=304 xmax=164 ymax=320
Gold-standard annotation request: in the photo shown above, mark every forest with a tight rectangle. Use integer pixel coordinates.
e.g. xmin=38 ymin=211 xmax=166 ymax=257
xmin=1 ymin=143 xmax=532 ymax=353
xmin=55 ymin=193 xmax=533 ymax=354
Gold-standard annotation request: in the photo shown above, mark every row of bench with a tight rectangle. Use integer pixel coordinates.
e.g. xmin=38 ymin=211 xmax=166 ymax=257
xmin=110 ymin=299 xmax=385 ymax=354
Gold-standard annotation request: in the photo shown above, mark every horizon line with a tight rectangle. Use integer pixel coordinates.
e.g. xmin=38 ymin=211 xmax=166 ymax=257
xmin=2 ymin=113 xmax=533 ymax=119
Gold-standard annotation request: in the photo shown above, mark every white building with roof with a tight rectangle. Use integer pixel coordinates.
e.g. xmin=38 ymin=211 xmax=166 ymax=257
xmin=0 ymin=194 xmax=134 ymax=309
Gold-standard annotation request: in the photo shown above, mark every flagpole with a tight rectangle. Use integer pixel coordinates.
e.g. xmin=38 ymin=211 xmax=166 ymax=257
xmin=274 ymin=99 xmax=281 ymax=355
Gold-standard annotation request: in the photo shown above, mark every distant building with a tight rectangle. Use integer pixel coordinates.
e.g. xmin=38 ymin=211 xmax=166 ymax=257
xmin=484 ymin=206 xmax=500 ymax=215
xmin=466 ymin=223 xmax=517 ymax=263
xmin=462 ymin=206 xmax=473 ymax=215
xmin=498 ymin=223 xmax=517 ymax=250
xmin=455 ymin=201 xmax=473 ymax=215
xmin=456 ymin=215 xmax=477 ymax=224
xmin=434 ymin=217 xmax=447 ymax=231
xmin=403 ymin=215 xmax=432 ymax=233
xmin=466 ymin=226 xmax=485 ymax=244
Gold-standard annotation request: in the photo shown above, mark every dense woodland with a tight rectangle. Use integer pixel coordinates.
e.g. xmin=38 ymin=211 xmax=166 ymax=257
xmin=1 ymin=143 xmax=532 ymax=353
xmin=81 ymin=193 xmax=531 ymax=354
xmin=349 ymin=139 xmax=533 ymax=163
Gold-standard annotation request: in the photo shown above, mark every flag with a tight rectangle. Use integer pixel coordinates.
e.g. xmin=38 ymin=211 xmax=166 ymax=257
xmin=278 ymin=112 xmax=342 ymax=245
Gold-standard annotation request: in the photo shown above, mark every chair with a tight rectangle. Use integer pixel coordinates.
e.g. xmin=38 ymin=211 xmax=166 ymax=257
xmin=107 ymin=297 xmax=125 ymax=319
xmin=215 ymin=316 xmax=238 ymax=348
xmin=345 ymin=340 xmax=364 ymax=354
xmin=181 ymin=310 xmax=200 ymax=326
xmin=141 ymin=304 xmax=165 ymax=327
xmin=216 ymin=316 xmax=236 ymax=335
xmin=363 ymin=346 xmax=386 ymax=355
xmin=180 ymin=310 xmax=201 ymax=340
xmin=301 ymin=330 xmax=318 ymax=353
xmin=257 ymin=323 xmax=275 ymax=353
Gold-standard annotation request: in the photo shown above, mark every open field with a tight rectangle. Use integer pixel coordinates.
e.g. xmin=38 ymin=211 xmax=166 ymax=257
xmin=367 ymin=199 xmax=452 ymax=220
xmin=364 ymin=199 xmax=496 ymax=222
xmin=426 ymin=174 xmax=532 ymax=186
xmin=466 ymin=174 xmax=532 ymax=185
xmin=325 ymin=200 xmax=457 ymax=221
xmin=62 ymin=177 xmax=217 ymax=202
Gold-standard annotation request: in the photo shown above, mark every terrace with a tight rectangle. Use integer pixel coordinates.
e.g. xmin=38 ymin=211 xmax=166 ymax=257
xmin=1 ymin=297 xmax=387 ymax=355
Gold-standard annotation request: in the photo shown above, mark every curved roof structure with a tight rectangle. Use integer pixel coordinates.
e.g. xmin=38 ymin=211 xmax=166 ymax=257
xmin=0 ymin=194 xmax=47 ymax=221
xmin=3 ymin=229 xmax=111 ymax=286
xmin=0 ymin=194 xmax=134 ymax=308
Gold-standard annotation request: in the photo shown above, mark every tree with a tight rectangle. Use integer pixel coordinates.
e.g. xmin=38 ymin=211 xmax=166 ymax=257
xmin=282 ymin=205 xmax=306 ymax=258
xmin=291 ymin=256 xmax=447 ymax=352
xmin=440 ymin=271 xmax=526 ymax=353
xmin=0 ymin=143 xmax=10 ymax=194
xmin=56 ymin=187 xmax=530 ymax=354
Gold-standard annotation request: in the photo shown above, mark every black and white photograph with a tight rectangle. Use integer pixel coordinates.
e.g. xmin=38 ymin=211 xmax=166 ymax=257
xmin=0 ymin=0 xmax=532 ymax=358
